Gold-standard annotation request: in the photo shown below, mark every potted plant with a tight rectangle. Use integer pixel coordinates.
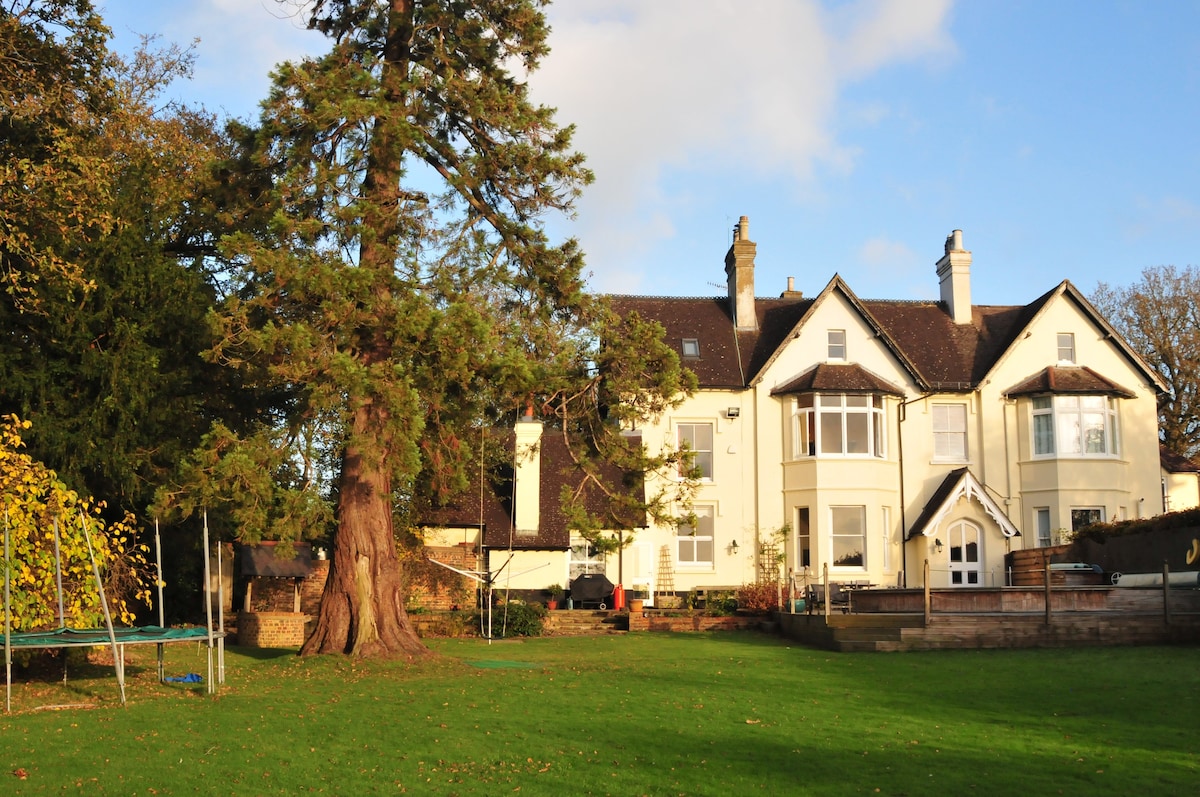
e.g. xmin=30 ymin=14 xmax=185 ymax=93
xmin=546 ymin=583 xmax=564 ymax=610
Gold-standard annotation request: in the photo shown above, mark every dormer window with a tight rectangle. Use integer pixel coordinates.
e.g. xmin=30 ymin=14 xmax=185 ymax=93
xmin=682 ymin=338 xmax=700 ymax=359
xmin=827 ymin=330 xmax=846 ymax=361
xmin=1057 ymin=333 xmax=1075 ymax=364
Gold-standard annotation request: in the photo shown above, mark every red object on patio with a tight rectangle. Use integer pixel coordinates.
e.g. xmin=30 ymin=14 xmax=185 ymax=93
xmin=612 ymin=583 xmax=625 ymax=611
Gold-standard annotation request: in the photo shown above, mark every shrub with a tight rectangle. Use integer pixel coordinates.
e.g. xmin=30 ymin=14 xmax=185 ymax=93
xmin=494 ymin=601 xmax=547 ymax=637
xmin=703 ymin=590 xmax=739 ymax=616
xmin=735 ymin=582 xmax=782 ymax=614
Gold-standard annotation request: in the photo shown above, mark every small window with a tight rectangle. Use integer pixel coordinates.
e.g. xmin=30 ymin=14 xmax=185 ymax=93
xmin=1070 ymin=507 xmax=1104 ymax=531
xmin=1035 ymin=508 xmax=1052 ymax=547
xmin=795 ymin=507 xmax=811 ymax=570
xmin=682 ymin=338 xmax=700 ymax=359
xmin=677 ymin=423 xmax=714 ymax=480
xmin=1057 ymin=333 xmax=1075 ymax=364
xmin=932 ymin=404 xmax=967 ymax=461
xmin=827 ymin=330 xmax=846 ymax=361
xmin=677 ymin=506 xmax=715 ymax=567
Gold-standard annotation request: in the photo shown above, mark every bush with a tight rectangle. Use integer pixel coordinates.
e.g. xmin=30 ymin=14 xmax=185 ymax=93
xmin=735 ymin=582 xmax=782 ymax=614
xmin=494 ymin=601 xmax=547 ymax=637
xmin=703 ymin=590 xmax=739 ymax=616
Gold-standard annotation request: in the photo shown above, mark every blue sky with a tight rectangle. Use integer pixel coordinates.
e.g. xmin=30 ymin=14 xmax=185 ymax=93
xmin=102 ymin=0 xmax=1200 ymax=306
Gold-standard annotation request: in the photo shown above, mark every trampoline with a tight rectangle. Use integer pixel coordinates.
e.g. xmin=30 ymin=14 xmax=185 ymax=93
xmin=4 ymin=509 xmax=226 ymax=711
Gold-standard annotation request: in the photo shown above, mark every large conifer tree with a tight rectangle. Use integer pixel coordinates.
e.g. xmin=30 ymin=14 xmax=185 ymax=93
xmin=187 ymin=0 xmax=691 ymax=658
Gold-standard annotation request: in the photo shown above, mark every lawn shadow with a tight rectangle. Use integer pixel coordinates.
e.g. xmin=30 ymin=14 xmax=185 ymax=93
xmin=225 ymin=644 xmax=300 ymax=660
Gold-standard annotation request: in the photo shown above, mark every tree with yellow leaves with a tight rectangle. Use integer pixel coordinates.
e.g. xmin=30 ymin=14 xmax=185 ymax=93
xmin=1 ymin=415 xmax=151 ymax=632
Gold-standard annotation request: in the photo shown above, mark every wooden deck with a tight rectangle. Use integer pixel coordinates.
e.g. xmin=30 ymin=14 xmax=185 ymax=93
xmin=778 ymin=586 xmax=1200 ymax=651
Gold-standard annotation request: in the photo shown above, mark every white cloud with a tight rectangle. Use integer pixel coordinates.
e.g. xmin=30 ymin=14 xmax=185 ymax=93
xmin=859 ymin=236 xmax=916 ymax=266
xmin=534 ymin=0 xmax=957 ymax=290
xmin=105 ymin=0 xmax=325 ymax=119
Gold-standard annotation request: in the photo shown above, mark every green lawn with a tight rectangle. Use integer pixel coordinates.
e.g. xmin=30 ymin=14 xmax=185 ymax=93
xmin=2 ymin=633 xmax=1197 ymax=795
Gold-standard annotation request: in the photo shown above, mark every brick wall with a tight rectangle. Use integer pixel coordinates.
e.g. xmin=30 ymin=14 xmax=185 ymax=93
xmin=249 ymin=547 xmax=479 ymax=615
xmin=408 ymin=546 xmax=478 ymax=610
xmin=627 ymin=611 xmax=766 ymax=632
xmin=301 ymin=561 xmax=329 ymax=614
xmin=237 ymin=611 xmax=307 ymax=647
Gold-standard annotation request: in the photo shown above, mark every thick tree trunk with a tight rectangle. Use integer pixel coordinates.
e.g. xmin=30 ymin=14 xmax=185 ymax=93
xmin=299 ymin=0 xmax=428 ymax=658
xmin=300 ymin=408 xmax=428 ymax=658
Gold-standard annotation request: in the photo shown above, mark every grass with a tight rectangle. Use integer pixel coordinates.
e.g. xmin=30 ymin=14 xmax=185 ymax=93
xmin=2 ymin=633 xmax=1198 ymax=795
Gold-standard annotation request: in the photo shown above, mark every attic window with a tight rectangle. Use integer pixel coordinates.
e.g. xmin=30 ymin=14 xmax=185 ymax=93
xmin=682 ymin=338 xmax=700 ymax=358
xmin=827 ymin=330 xmax=846 ymax=361
xmin=1057 ymin=333 xmax=1075 ymax=364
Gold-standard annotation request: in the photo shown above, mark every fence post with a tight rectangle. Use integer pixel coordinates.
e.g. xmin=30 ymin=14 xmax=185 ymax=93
xmin=823 ymin=563 xmax=830 ymax=619
xmin=1044 ymin=561 xmax=1052 ymax=625
xmin=923 ymin=559 xmax=931 ymax=627
xmin=1163 ymin=561 xmax=1171 ymax=625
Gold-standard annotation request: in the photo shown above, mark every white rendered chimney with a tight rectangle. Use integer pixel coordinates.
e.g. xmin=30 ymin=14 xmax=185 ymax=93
xmin=513 ymin=404 xmax=542 ymax=536
xmin=724 ymin=215 xmax=758 ymax=331
xmin=936 ymin=229 xmax=972 ymax=325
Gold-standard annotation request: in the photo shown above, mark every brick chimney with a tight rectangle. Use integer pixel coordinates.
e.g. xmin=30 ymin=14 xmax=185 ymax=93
xmin=724 ymin=215 xmax=758 ymax=331
xmin=936 ymin=229 xmax=972 ymax=325
xmin=513 ymin=404 xmax=542 ymax=536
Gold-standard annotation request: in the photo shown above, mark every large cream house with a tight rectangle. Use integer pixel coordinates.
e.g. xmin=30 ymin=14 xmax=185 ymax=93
xmin=605 ymin=216 xmax=1167 ymax=596
xmin=426 ymin=216 xmax=1170 ymax=603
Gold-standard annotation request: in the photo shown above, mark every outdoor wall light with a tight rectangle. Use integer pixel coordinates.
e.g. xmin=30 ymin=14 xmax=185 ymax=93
xmin=934 ymin=538 xmax=944 ymax=554
xmin=729 ymin=540 xmax=739 ymax=554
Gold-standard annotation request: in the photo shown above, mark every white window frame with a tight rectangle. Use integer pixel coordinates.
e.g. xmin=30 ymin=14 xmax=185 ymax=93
xmin=1057 ymin=333 xmax=1076 ymax=364
xmin=827 ymin=330 xmax=846 ymax=361
xmin=792 ymin=394 xmax=885 ymax=459
xmin=1031 ymin=395 xmax=1119 ymax=458
xmin=682 ymin=338 xmax=700 ymax=359
xmin=677 ymin=422 xmax=714 ymax=480
xmin=569 ymin=534 xmax=606 ymax=581
xmin=1035 ymin=508 xmax=1052 ymax=548
xmin=830 ymin=505 xmax=866 ymax=570
xmin=794 ymin=506 xmax=811 ymax=572
xmin=677 ymin=506 xmax=715 ymax=568
xmin=932 ymin=403 xmax=968 ymax=462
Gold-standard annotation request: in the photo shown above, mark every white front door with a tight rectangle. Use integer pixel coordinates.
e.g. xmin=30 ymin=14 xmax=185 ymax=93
xmin=947 ymin=520 xmax=983 ymax=586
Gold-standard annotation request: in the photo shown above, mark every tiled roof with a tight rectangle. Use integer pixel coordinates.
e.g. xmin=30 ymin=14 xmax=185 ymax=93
xmin=1003 ymin=366 xmax=1136 ymax=399
xmin=905 ymin=467 xmax=1020 ymax=540
xmin=906 ymin=467 xmax=971 ymax=540
xmin=770 ymin=363 xmax=905 ymax=396
xmin=608 ymin=287 xmax=1051 ymax=392
xmin=420 ymin=429 xmax=644 ymax=551
xmin=1160 ymin=445 xmax=1200 ymax=474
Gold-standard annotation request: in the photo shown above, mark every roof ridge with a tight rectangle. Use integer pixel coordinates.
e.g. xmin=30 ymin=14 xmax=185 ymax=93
xmin=605 ymin=293 xmax=726 ymax=301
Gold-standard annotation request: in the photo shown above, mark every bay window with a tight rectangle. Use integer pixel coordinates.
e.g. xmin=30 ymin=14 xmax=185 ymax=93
xmin=1032 ymin=395 xmax=1119 ymax=457
xmin=792 ymin=394 xmax=885 ymax=458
